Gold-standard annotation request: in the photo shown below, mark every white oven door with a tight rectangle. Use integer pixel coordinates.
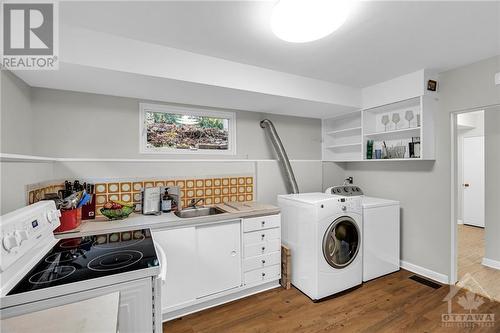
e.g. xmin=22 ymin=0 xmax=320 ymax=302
xmin=1 ymin=278 xmax=156 ymax=333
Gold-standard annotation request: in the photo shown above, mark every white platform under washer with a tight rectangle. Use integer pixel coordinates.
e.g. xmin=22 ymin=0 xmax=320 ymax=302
xmin=278 ymin=193 xmax=362 ymax=301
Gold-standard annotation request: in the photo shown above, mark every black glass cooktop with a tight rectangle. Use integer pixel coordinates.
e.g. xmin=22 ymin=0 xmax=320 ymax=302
xmin=8 ymin=229 xmax=159 ymax=295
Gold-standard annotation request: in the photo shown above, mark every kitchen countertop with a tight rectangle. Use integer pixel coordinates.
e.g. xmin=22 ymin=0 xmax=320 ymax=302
xmin=56 ymin=202 xmax=280 ymax=238
xmin=1 ymin=292 xmax=119 ymax=333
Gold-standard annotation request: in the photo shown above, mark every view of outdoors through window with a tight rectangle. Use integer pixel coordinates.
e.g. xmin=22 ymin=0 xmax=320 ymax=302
xmin=145 ymin=111 xmax=230 ymax=151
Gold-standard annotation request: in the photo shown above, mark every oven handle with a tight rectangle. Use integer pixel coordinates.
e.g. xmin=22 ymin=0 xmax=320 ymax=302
xmin=154 ymin=241 xmax=167 ymax=284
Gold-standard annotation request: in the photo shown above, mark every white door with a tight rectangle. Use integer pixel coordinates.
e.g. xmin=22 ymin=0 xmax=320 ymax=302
xmin=153 ymin=227 xmax=198 ymax=311
xmin=463 ymin=136 xmax=485 ymax=227
xmin=196 ymin=221 xmax=242 ymax=298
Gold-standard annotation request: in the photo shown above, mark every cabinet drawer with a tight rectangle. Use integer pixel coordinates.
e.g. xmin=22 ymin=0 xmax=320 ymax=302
xmin=243 ymin=228 xmax=280 ymax=245
xmin=244 ymin=239 xmax=281 ymax=258
xmin=243 ymin=251 xmax=281 ymax=272
xmin=243 ymin=214 xmax=280 ymax=233
xmin=244 ymin=265 xmax=281 ymax=285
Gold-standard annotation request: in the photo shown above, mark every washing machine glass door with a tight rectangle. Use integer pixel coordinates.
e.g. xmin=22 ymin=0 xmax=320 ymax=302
xmin=323 ymin=216 xmax=360 ymax=269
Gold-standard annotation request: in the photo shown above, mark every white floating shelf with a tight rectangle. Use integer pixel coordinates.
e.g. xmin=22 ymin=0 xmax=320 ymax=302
xmin=361 ymin=158 xmax=429 ymax=162
xmin=326 ymin=127 xmax=362 ymax=135
xmin=325 ymin=143 xmax=362 ymax=149
xmin=322 ymin=94 xmax=436 ymax=162
xmin=364 ymin=127 xmax=421 ymax=138
xmin=0 ymin=153 xmax=56 ymax=163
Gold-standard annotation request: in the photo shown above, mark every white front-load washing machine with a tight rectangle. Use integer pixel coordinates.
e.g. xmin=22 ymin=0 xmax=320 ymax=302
xmin=278 ymin=193 xmax=362 ymax=301
xmin=325 ymin=186 xmax=401 ymax=282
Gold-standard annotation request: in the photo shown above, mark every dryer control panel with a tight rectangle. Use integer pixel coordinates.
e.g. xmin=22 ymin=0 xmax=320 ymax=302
xmin=325 ymin=186 xmax=363 ymax=196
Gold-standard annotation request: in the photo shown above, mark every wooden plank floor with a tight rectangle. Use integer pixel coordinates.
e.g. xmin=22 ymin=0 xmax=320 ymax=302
xmin=163 ymin=270 xmax=500 ymax=333
xmin=458 ymin=225 xmax=500 ymax=301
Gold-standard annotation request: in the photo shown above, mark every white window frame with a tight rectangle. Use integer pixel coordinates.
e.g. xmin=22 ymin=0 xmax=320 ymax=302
xmin=139 ymin=103 xmax=236 ymax=155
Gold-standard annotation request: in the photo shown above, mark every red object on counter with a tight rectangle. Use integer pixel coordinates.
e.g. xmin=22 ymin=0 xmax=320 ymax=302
xmin=82 ymin=194 xmax=96 ymax=220
xmin=55 ymin=207 xmax=82 ymax=232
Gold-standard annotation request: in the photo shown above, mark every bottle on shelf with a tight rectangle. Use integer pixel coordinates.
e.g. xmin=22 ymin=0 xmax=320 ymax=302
xmin=161 ymin=187 xmax=173 ymax=213
xmin=366 ymin=140 xmax=374 ymax=159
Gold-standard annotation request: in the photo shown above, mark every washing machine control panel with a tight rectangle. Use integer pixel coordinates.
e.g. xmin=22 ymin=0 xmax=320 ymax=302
xmin=330 ymin=196 xmax=362 ymax=213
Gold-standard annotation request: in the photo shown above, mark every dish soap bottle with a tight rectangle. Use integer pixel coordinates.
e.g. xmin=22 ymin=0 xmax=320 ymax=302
xmin=161 ymin=187 xmax=173 ymax=213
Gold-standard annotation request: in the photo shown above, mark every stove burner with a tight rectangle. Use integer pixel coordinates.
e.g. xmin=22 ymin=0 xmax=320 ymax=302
xmin=87 ymin=250 xmax=143 ymax=272
xmin=93 ymin=234 xmax=145 ymax=249
xmin=28 ymin=266 xmax=76 ymax=285
xmin=59 ymin=238 xmax=92 ymax=249
xmin=45 ymin=250 xmax=84 ymax=263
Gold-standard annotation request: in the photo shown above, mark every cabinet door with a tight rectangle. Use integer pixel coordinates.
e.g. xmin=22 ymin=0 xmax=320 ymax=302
xmin=153 ymin=227 xmax=197 ymax=311
xmin=196 ymin=221 xmax=242 ymax=298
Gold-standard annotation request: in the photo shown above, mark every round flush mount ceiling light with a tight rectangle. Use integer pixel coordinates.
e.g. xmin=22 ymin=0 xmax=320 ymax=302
xmin=271 ymin=0 xmax=354 ymax=43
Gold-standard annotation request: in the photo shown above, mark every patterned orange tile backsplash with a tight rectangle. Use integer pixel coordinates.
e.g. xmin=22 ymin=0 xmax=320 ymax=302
xmin=28 ymin=176 xmax=254 ymax=217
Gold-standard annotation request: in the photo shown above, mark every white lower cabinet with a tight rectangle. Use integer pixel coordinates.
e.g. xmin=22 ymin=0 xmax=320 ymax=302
xmin=244 ymin=265 xmax=281 ymax=285
xmin=243 ymin=251 xmax=281 ymax=272
xmin=153 ymin=227 xmax=198 ymax=311
xmin=196 ymin=221 xmax=241 ymax=298
xmin=153 ymin=214 xmax=281 ymax=321
xmin=242 ymin=214 xmax=281 ymax=287
xmin=244 ymin=239 xmax=281 ymax=258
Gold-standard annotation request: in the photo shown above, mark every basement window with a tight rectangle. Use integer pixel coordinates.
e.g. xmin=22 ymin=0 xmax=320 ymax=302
xmin=140 ymin=103 xmax=236 ymax=155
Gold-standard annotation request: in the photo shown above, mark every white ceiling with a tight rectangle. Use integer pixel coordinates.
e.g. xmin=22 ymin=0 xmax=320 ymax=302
xmin=60 ymin=1 xmax=500 ymax=88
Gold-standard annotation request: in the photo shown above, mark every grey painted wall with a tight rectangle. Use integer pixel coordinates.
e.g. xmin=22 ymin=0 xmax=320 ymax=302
xmin=321 ymin=161 xmax=347 ymax=190
xmin=342 ymin=160 xmax=448 ymax=276
xmin=484 ymin=108 xmax=500 ymax=263
xmin=0 ymin=162 xmax=54 ymax=214
xmin=0 ymin=72 xmax=55 ymax=214
xmin=53 ymin=160 xmax=324 ymax=207
xmin=1 ymin=73 xmax=327 ymax=214
xmin=29 ymin=87 xmax=322 ymax=160
xmin=1 ymin=71 xmax=33 ymax=154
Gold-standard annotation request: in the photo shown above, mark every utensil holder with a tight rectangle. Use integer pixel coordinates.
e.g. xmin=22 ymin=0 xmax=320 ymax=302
xmin=55 ymin=207 xmax=82 ymax=232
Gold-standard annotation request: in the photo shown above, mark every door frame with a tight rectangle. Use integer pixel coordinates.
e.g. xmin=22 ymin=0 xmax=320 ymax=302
xmin=450 ymin=107 xmax=489 ymax=284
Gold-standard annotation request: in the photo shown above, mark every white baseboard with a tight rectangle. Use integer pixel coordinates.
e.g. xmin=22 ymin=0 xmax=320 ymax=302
xmin=400 ymin=260 xmax=450 ymax=285
xmin=482 ymin=258 xmax=500 ymax=270
xmin=457 ymin=219 xmax=463 ymax=225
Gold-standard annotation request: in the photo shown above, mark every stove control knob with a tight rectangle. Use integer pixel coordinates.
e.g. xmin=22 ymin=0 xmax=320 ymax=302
xmin=2 ymin=233 xmax=19 ymax=252
xmin=47 ymin=209 xmax=62 ymax=223
xmin=15 ymin=230 xmax=29 ymax=244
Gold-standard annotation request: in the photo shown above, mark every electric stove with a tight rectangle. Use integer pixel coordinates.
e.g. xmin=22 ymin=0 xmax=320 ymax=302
xmin=7 ymin=228 xmax=159 ymax=295
xmin=1 ymin=202 xmax=163 ymax=332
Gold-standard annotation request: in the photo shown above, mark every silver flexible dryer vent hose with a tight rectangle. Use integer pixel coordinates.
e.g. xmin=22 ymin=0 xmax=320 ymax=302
xmin=260 ymin=119 xmax=299 ymax=194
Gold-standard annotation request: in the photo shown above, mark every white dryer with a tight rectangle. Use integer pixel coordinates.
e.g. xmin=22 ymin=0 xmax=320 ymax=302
xmin=361 ymin=196 xmax=400 ymax=282
xmin=278 ymin=193 xmax=362 ymax=301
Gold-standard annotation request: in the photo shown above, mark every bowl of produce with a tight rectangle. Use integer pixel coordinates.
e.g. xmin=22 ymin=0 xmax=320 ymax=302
xmin=100 ymin=201 xmax=135 ymax=220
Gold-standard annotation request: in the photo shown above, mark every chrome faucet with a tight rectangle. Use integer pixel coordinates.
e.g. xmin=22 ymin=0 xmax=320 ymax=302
xmin=188 ymin=198 xmax=204 ymax=209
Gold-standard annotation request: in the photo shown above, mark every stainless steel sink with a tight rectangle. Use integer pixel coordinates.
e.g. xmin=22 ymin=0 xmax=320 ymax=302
xmin=174 ymin=206 xmax=225 ymax=218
